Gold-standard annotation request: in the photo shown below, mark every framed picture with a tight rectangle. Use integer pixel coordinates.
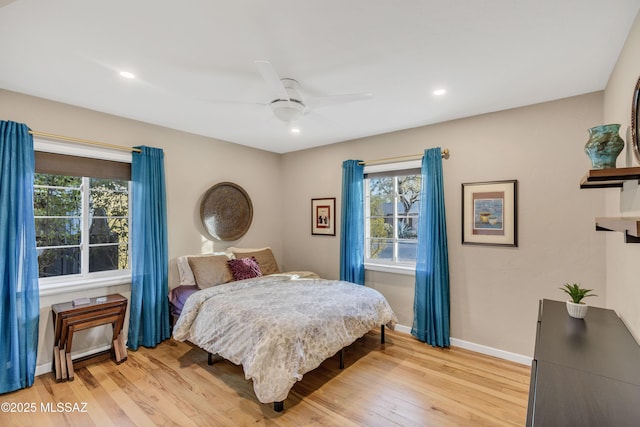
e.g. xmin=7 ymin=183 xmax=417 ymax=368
xmin=311 ymin=198 xmax=336 ymax=236
xmin=461 ymin=180 xmax=518 ymax=246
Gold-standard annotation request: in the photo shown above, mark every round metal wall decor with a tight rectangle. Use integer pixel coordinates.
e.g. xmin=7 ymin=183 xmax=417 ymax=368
xmin=200 ymin=182 xmax=253 ymax=241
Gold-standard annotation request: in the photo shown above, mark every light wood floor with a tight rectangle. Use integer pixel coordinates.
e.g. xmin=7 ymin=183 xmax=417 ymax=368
xmin=0 ymin=330 xmax=530 ymax=426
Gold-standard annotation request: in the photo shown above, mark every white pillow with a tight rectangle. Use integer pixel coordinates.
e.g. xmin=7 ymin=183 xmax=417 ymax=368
xmin=177 ymin=252 xmax=230 ymax=286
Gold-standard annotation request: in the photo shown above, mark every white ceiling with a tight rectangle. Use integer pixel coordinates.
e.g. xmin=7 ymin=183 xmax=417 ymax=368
xmin=1 ymin=1 xmax=639 ymax=154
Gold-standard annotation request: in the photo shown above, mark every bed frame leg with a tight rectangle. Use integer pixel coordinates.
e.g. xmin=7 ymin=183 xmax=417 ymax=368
xmin=339 ymin=348 xmax=345 ymax=369
xmin=274 ymin=401 xmax=284 ymax=412
xmin=381 ymin=325 xmax=385 ymax=344
xmin=208 ymin=353 xmax=214 ymax=365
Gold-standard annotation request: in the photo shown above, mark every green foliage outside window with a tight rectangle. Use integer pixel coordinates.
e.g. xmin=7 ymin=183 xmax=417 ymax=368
xmin=34 ymin=173 xmax=129 ymax=278
xmin=366 ymin=174 xmax=421 ymax=262
xmin=89 ymin=178 xmax=129 ymax=271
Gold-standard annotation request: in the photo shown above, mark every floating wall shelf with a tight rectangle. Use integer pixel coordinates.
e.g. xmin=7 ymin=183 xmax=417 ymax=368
xmin=580 ymin=166 xmax=640 ymax=189
xmin=595 ymin=217 xmax=640 ymax=243
xmin=581 ymin=169 xmax=640 ymax=243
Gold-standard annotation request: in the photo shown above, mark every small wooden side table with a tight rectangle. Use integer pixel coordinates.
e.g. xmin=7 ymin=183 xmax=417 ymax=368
xmin=51 ymin=294 xmax=128 ymax=382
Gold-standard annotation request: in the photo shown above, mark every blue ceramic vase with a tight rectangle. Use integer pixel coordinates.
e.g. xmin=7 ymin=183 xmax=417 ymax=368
xmin=584 ymin=124 xmax=624 ymax=169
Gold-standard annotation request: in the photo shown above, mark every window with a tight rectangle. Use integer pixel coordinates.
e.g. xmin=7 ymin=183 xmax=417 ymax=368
xmin=364 ymin=162 xmax=422 ymax=269
xmin=33 ymin=142 xmax=132 ymax=294
xmin=34 ymin=174 xmax=130 ymax=280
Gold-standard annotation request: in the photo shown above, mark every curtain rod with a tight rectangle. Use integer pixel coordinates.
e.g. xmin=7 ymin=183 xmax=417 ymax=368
xmin=28 ymin=130 xmax=142 ymax=153
xmin=358 ymin=148 xmax=449 ymax=166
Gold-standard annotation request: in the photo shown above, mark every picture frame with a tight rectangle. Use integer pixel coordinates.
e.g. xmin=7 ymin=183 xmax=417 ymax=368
xmin=311 ymin=198 xmax=336 ymax=236
xmin=461 ymin=180 xmax=518 ymax=247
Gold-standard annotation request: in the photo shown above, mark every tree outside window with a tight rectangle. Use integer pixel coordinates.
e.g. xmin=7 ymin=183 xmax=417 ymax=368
xmin=365 ymin=173 xmax=421 ymax=265
xmin=34 ymin=173 xmax=130 ymax=279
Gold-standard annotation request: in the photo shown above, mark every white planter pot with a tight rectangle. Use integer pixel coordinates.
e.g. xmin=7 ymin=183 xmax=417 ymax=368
xmin=566 ymin=300 xmax=589 ymax=319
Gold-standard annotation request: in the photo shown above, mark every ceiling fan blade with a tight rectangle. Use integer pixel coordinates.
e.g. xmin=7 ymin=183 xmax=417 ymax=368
xmin=255 ymin=60 xmax=290 ymax=101
xmin=307 ymin=92 xmax=373 ymax=109
xmin=202 ymin=99 xmax=268 ymax=107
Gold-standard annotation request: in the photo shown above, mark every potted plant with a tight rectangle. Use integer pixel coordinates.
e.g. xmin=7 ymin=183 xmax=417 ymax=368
xmin=560 ymin=283 xmax=597 ymax=319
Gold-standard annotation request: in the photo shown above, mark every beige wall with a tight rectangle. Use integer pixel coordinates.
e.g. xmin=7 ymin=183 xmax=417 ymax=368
xmin=0 ymin=89 xmax=284 ymax=370
xmin=603 ymin=10 xmax=640 ymax=340
xmin=282 ymin=92 xmax=606 ymax=356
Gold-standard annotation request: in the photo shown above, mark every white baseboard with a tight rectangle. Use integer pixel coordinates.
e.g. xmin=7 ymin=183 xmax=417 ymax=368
xmin=35 ymin=344 xmax=112 ymax=376
xmin=37 ymin=327 xmax=531 ymax=376
xmin=449 ymin=338 xmax=532 ymax=366
xmin=393 ymin=324 xmax=412 ymax=335
xmin=391 ymin=324 xmax=532 ymax=366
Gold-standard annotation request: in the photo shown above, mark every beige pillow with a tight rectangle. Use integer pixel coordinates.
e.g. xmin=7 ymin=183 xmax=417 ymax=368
xmin=229 ymin=247 xmax=280 ymax=275
xmin=187 ymin=255 xmax=233 ymax=289
xmin=177 ymin=252 xmax=230 ymax=286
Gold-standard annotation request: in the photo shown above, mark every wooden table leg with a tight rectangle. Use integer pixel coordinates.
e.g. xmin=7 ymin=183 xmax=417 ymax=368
xmin=53 ymin=345 xmax=62 ymax=382
xmin=118 ymin=334 xmax=127 ymax=362
xmin=64 ymin=325 xmax=75 ymax=381
xmin=113 ymin=333 xmax=127 ymax=363
xmin=66 ymin=352 xmax=74 ymax=381
xmin=52 ymin=311 xmax=60 ymax=379
xmin=59 ymin=347 xmax=67 ymax=381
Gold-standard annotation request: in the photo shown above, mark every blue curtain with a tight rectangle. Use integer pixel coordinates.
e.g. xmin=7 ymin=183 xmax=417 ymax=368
xmin=339 ymin=160 xmax=365 ymax=284
xmin=0 ymin=121 xmax=39 ymax=393
xmin=127 ymin=146 xmax=170 ymax=350
xmin=412 ymin=147 xmax=450 ymax=347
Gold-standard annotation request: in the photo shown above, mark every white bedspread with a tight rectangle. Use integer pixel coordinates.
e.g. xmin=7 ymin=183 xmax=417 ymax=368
xmin=172 ymin=274 xmax=397 ymax=403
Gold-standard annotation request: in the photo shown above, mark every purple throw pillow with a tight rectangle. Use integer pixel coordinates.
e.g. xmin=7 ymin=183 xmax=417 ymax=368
xmin=227 ymin=257 xmax=263 ymax=281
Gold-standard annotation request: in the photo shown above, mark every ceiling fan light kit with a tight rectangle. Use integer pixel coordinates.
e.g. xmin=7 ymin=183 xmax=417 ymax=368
xmin=268 ymin=78 xmax=306 ymax=122
xmin=270 ymin=100 xmax=305 ymax=122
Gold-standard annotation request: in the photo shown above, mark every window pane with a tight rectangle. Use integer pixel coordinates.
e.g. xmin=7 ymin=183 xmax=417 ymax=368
xmin=398 ymin=174 xmax=421 ymax=199
xmin=369 ymin=217 xmax=392 ymax=238
xmin=34 ymin=173 xmax=81 ymax=187
xmin=118 ymin=242 xmax=130 ymax=270
xmin=365 ymin=172 xmax=421 ymax=266
xmin=34 ymin=172 xmax=130 ymax=280
xmin=88 ymin=177 xmax=129 ymax=274
xmin=89 ymin=244 xmax=128 ymax=272
xmin=90 ymin=178 xmax=128 ymax=217
xmin=37 ymin=247 xmax=80 ymax=277
xmin=397 ymin=241 xmax=417 ymax=262
xmin=368 ymin=238 xmax=393 ymax=260
xmin=90 ymin=178 xmax=128 ymax=192
xmin=34 ymin=187 xmax=81 ymax=216
xmin=89 ymin=216 xmax=128 ymax=244
xmin=109 ymin=217 xmax=128 ymax=243
xmin=369 ymin=177 xmax=394 ymax=196
xmin=397 ymin=216 xmax=418 ymax=239
xmin=35 ymin=218 xmax=81 ymax=246
xmin=90 ymin=191 xmax=128 ymax=216
xmin=368 ymin=177 xmax=393 ymax=216
xmin=90 ymin=243 xmax=129 ymax=271
xmin=397 ymin=176 xmax=421 ymax=216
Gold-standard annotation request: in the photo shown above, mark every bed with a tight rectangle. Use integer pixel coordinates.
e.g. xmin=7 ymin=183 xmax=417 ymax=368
xmin=170 ymin=248 xmax=397 ymax=412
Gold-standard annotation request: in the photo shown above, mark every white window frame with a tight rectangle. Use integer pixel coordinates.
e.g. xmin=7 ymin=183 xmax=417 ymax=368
xmin=34 ymin=139 xmax=133 ymax=296
xmin=364 ymin=160 xmax=421 ymax=276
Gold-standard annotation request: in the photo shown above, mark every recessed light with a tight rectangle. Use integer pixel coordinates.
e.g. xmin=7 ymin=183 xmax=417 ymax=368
xmin=433 ymin=89 xmax=446 ymax=96
xmin=119 ymin=71 xmax=136 ymax=79
xmin=290 ymin=127 xmax=300 ymax=134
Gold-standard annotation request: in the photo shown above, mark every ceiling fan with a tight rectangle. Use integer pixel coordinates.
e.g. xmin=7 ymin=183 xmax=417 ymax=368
xmin=254 ymin=60 xmax=373 ymax=123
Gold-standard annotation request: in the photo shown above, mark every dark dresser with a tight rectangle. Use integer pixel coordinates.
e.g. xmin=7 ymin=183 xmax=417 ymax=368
xmin=527 ymin=299 xmax=640 ymax=426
